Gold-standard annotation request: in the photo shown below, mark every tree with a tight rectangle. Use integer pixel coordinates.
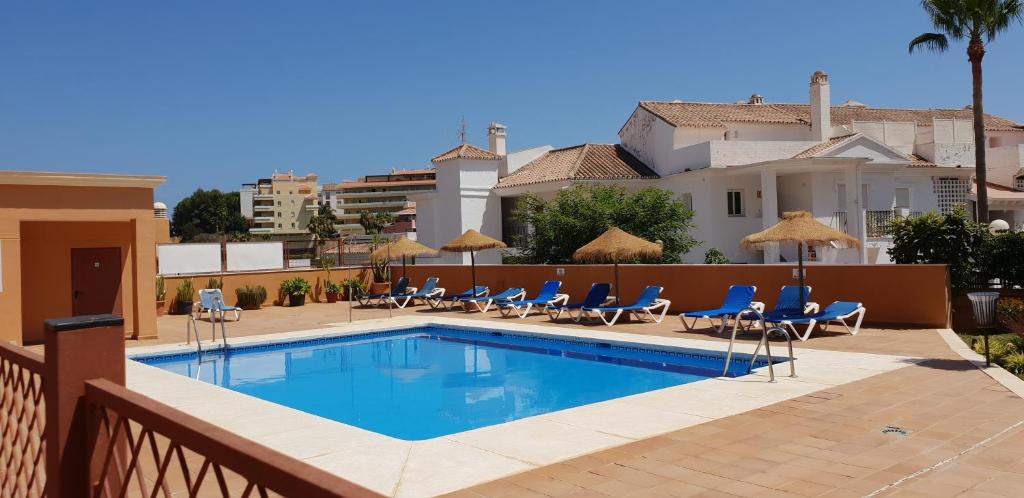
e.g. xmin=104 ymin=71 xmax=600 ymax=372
xmin=703 ymin=248 xmax=731 ymax=264
xmin=358 ymin=211 xmax=395 ymax=235
xmin=512 ymin=185 xmax=698 ymax=264
xmin=308 ymin=204 xmax=339 ymax=240
xmin=909 ymin=0 xmax=1023 ymax=223
xmin=171 ymin=189 xmax=248 ymax=241
xmin=888 ymin=206 xmax=990 ymax=289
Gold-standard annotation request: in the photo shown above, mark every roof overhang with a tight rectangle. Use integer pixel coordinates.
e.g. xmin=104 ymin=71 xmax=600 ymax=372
xmin=0 ymin=171 xmax=166 ymax=188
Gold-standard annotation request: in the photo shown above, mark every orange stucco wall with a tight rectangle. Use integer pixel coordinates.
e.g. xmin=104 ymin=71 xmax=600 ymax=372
xmin=394 ymin=264 xmax=951 ymax=327
xmin=0 ymin=184 xmax=158 ymax=344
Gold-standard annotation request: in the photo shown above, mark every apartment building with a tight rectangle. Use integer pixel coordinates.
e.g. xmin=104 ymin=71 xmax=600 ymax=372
xmin=243 ymin=171 xmax=320 ymax=236
xmin=321 ymin=169 xmax=436 ymax=235
xmin=413 ymin=73 xmax=1024 ymax=265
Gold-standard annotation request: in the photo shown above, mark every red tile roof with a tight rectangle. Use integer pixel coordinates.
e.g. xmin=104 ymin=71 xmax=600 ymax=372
xmin=495 ymin=144 xmax=658 ymax=189
xmin=638 ymin=101 xmax=1024 ymax=132
xmin=431 ymin=144 xmax=502 ymax=163
xmin=792 ymin=134 xmax=857 ymax=158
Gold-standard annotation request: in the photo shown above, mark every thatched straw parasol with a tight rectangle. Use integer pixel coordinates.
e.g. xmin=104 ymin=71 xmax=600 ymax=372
xmin=441 ymin=229 xmax=507 ymax=292
xmin=573 ymin=227 xmax=662 ymax=305
xmin=370 ymin=236 xmax=437 ymax=278
xmin=740 ymin=211 xmax=860 ymax=310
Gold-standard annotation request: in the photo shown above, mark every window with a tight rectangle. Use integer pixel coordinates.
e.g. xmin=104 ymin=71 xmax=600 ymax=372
xmin=933 ymin=177 xmax=969 ymax=214
xmin=1016 ymin=176 xmax=1024 ymax=191
xmin=894 ymin=188 xmax=911 ymax=209
xmin=277 ymin=223 xmax=282 ymax=228
xmin=276 ymin=212 xmax=281 ymax=217
xmin=291 ymin=222 xmax=295 ymax=228
xmin=727 ymin=190 xmax=744 ymax=217
xmin=681 ymin=193 xmax=693 ymax=212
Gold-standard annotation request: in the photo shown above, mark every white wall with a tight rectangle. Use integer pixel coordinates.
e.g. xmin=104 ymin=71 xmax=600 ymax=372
xmin=158 ymin=244 xmax=222 ymax=275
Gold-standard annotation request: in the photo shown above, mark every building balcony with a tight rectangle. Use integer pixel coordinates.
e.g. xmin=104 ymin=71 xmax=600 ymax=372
xmin=337 ymin=200 xmax=406 ymax=210
xmin=249 ymin=227 xmax=274 ymax=234
xmin=831 ymin=210 xmax=923 ymax=238
xmin=336 ymin=188 xmax=435 ymax=199
xmin=253 ymin=216 xmax=274 ymax=223
xmin=253 ymin=193 xmax=274 ymax=200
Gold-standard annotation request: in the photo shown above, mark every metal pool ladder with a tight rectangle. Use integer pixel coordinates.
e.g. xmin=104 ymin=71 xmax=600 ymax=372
xmin=722 ymin=307 xmax=796 ymax=382
xmin=186 ymin=298 xmax=229 ymax=355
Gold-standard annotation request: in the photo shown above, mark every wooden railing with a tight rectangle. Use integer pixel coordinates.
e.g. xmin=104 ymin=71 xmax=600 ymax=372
xmin=0 ymin=342 xmax=46 ymax=498
xmin=0 ymin=316 xmax=381 ymax=498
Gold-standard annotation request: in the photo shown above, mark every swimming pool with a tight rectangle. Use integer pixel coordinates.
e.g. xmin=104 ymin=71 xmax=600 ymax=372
xmin=135 ymin=326 xmax=773 ymax=440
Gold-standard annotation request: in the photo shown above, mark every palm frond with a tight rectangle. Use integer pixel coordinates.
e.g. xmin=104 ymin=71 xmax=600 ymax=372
xmin=982 ymin=0 xmax=1024 ymax=42
xmin=909 ymin=32 xmax=950 ymax=53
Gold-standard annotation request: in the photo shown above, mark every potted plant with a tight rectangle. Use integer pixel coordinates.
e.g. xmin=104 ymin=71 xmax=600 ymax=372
xmin=341 ymin=278 xmax=365 ymax=300
xmin=325 ymin=281 xmax=342 ymax=303
xmin=206 ymin=276 xmax=224 ymax=290
xmin=235 ymin=285 xmax=268 ymax=310
xmin=280 ymin=277 xmax=312 ymax=307
xmin=155 ymin=276 xmax=167 ymax=316
xmin=369 ymin=256 xmax=391 ymax=295
xmin=997 ymin=297 xmax=1024 ymax=337
xmin=173 ymin=279 xmax=195 ymax=315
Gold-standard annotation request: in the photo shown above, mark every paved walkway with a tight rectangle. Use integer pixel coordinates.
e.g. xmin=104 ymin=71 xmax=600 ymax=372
xmin=143 ymin=303 xmax=1024 ymax=497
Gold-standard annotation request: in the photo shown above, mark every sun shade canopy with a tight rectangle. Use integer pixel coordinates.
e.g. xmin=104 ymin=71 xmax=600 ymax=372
xmin=573 ymin=227 xmax=662 ymax=263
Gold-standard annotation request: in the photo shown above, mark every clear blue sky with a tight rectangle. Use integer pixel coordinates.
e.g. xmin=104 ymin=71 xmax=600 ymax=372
xmin=2 ymin=0 xmax=1023 ymax=211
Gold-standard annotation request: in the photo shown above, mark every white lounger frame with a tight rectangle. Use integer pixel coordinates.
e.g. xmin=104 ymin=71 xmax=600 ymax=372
xmin=466 ymin=289 xmax=527 ymax=313
xmin=388 ymin=287 xmax=445 ymax=309
xmin=499 ymin=294 xmax=569 ymax=318
xmin=679 ymin=301 xmax=765 ymax=334
xmin=779 ymin=304 xmax=866 ymax=342
xmin=579 ymin=299 xmax=672 ymax=326
xmin=427 ymin=288 xmax=489 ymax=311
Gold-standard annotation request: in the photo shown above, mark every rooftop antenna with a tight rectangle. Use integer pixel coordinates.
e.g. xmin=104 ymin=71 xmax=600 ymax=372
xmin=457 ymin=116 xmax=468 ymax=144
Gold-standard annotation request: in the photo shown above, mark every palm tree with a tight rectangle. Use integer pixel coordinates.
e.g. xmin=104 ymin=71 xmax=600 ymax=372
xmin=909 ymin=0 xmax=1023 ymax=223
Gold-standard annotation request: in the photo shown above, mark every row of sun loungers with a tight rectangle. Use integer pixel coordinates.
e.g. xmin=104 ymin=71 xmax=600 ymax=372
xmin=357 ymin=278 xmax=865 ymax=340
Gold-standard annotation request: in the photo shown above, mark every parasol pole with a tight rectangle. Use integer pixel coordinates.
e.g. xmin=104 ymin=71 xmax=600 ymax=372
xmin=614 ymin=260 xmax=621 ymax=306
xmin=387 ymin=240 xmax=393 ymax=319
xmin=403 ymin=255 xmax=408 ymax=279
xmin=470 ymin=250 xmax=477 ymax=294
xmin=797 ymin=242 xmax=806 ymax=312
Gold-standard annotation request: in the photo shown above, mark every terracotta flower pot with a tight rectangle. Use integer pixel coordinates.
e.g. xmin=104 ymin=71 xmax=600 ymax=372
xmin=326 ymin=291 xmax=339 ymax=303
xmin=370 ymin=282 xmax=390 ymax=294
xmin=156 ymin=300 xmax=167 ymax=317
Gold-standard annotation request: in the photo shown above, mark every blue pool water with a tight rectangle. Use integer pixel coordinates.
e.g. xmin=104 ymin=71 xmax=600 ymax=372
xmin=136 ymin=327 xmax=768 ymax=440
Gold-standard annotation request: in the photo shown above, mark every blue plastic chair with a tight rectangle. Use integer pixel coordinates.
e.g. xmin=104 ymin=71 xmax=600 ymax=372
xmin=778 ymin=301 xmax=866 ymax=341
xmin=357 ymin=277 xmax=410 ymax=307
xmin=580 ymin=285 xmax=670 ymax=326
xmin=389 ymin=277 xmax=442 ymax=308
xmin=679 ymin=285 xmax=758 ymax=333
xmin=546 ymin=283 xmax=612 ymax=322
xmin=497 ymin=281 xmax=566 ymax=318
xmin=198 ymin=289 xmax=242 ymax=321
xmin=762 ymin=286 xmax=817 ymax=323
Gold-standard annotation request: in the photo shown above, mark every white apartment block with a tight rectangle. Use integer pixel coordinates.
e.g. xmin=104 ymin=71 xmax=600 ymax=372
xmin=242 ymin=171 xmax=320 ymax=236
xmin=413 ymin=72 xmax=1024 ymax=265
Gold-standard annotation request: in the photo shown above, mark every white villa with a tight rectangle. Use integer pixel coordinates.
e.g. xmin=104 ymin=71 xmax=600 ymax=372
xmin=413 ymin=71 xmax=1024 ymax=265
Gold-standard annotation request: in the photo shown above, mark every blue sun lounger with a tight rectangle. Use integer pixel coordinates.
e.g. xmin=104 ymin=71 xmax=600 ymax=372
xmin=427 ymin=286 xmax=489 ymax=311
xmin=762 ymin=286 xmax=818 ymax=323
xmin=497 ymin=281 xmax=567 ymax=318
xmin=546 ymin=283 xmax=612 ymax=322
xmin=777 ymin=301 xmax=866 ymax=341
xmin=387 ymin=277 xmax=443 ymax=308
xmin=679 ymin=285 xmax=760 ymax=333
xmin=579 ymin=285 xmax=670 ymax=326
xmin=463 ymin=287 xmax=526 ymax=312
xmin=357 ymin=277 xmax=410 ymax=307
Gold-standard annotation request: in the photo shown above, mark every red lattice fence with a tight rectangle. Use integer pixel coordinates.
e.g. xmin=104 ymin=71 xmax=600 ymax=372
xmin=0 ymin=342 xmax=46 ymax=498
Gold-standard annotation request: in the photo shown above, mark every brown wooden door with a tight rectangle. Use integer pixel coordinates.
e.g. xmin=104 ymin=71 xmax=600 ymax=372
xmin=71 ymin=247 xmax=122 ymax=316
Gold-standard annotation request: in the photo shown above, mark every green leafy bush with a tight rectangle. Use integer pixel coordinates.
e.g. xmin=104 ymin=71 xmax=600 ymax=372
xmin=325 ymin=281 xmax=343 ymax=294
xmin=206 ymin=276 xmax=224 ymax=290
xmin=997 ymin=298 xmax=1024 ymax=336
xmin=703 ymin=248 xmax=731 ymax=264
xmin=280 ymin=277 xmax=312 ymax=296
xmin=888 ymin=207 xmax=989 ymax=289
xmin=341 ymin=278 xmax=365 ymax=299
xmin=511 ymin=185 xmax=698 ymax=264
xmin=235 ymin=285 xmax=267 ymax=310
xmin=156 ymin=276 xmax=166 ymax=301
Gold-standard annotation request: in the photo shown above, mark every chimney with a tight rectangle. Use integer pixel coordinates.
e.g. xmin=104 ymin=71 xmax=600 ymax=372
xmin=809 ymin=71 xmax=831 ymax=142
xmin=748 ymin=94 xmax=764 ymax=105
xmin=488 ymin=122 xmax=507 ymax=156
xmin=153 ymin=202 xmax=168 ymax=219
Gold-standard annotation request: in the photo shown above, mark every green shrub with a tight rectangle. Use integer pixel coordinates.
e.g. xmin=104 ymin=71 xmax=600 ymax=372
xmin=888 ymin=207 xmax=989 ymax=290
xmin=341 ymin=278 xmax=365 ymax=299
xmin=175 ymin=279 xmax=195 ymax=303
xmin=280 ymin=277 xmax=312 ymax=296
xmin=206 ymin=276 xmax=224 ymax=290
xmin=1003 ymin=352 xmax=1024 ymax=375
xmin=703 ymin=248 xmax=730 ymax=264
xmin=235 ymin=285 xmax=267 ymax=309
xmin=156 ymin=276 xmax=166 ymax=301
xmin=325 ymin=281 xmax=343 ymax=294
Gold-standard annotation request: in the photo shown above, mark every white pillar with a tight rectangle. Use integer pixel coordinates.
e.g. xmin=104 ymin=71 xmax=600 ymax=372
xmin=761 ymin=169 xmax=780 ymax=263
xmin=843 ymin=163 xmax=867 ymax=263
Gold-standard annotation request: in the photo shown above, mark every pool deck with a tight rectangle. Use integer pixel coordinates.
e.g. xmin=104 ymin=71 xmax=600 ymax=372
xmin=139 ymin=303 xmax=1024 ymax=497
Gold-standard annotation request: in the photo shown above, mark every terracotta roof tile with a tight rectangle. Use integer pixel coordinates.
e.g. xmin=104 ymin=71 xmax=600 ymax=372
xmin=431 ymin=144 xmax=502 ymax=163
xmin=640 ymin=101 xmax=1023 ymax=132
xmin=495 ymin=144 xmax=658 ymax=189
xmin=792 ymin=134 xmax=857 ymax=158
